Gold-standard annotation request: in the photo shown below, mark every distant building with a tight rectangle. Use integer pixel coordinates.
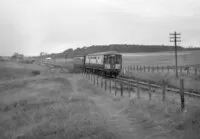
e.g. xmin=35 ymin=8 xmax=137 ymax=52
xmin=46 ymin=57 xmax=52 ymax=60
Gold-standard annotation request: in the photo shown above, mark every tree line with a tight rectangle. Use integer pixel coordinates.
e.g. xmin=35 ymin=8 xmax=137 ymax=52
xmin=54 ymin=44 xmax=184 ymax=58
xmin=38 ymin=44 xmax=200 ymax=59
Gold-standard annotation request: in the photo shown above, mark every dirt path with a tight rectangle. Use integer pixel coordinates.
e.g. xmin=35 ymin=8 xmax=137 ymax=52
xmin=89 ymin=96 xmax=137 ymax=139
xmin=69 ymin=75 xmax=137 ymax=139
xmin=69 ymin=75 xmax=187 ymax=139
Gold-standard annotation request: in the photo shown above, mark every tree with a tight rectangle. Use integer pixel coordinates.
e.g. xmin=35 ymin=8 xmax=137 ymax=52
xmin=12 ymin=52 xmax=24 ymax=60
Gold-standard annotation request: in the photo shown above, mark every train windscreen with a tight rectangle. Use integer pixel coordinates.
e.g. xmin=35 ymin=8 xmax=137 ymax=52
xmin=116 ymin=55 xmax=122 ymax=64
xmin=105 ymin=54 xmax=122 ymax=64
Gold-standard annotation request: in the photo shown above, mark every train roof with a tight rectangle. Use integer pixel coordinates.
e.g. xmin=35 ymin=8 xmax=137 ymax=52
xmin=74 ymin=55 xmax=85 ymax=58
xmin=87 ymin=51 xmax=121 ymax=56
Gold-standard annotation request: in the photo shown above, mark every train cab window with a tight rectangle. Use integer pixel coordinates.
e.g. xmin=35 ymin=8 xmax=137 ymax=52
xmin=116 ymin=55 xmax=122 ymax=64
xmin=107 ymin=55 xmax=116 ymax=64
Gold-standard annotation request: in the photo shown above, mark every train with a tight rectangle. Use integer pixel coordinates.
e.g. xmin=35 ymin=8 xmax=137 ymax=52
xmin=73 ymin=51 xmax=122 ymax=78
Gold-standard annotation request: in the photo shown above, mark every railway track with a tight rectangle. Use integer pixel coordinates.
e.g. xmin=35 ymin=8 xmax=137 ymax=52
xmin=40 ymin=62 xmax=200 ymax=99
xmin=115 ymin=75 xmax=200 ymax=98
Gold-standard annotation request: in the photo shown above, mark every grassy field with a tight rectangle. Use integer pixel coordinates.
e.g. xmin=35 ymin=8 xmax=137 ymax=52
xmin=122 ymin=50 xmax=200 ymax=67
xmin=120 ymin=50 xmax=200 ymax=91
xmin=0 ymin=60 xmax=200 ymax=138
xmin=0 ymin=61 xmax=120 ymax=139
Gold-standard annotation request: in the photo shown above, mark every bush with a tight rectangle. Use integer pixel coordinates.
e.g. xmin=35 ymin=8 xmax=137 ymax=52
xmin=21 ymin=59 xmax=36 ymax=64
xmin=32 ymin=70 xmax=40 ymax=76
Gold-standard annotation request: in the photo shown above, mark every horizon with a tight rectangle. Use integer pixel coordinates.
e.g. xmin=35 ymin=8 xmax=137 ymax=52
xmin=2 ymin=44 xmax=199 ymax=57
xmin=1 ymin=0 xmax=200 ymax=56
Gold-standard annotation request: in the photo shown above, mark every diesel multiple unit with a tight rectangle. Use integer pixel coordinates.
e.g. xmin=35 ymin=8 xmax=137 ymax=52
xmin=73 ymin=51 xmax=122 ymax=77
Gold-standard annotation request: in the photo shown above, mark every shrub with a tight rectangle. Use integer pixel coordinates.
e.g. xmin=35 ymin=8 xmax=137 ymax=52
xmin=32 ymin=70 xmax=40 ymax=76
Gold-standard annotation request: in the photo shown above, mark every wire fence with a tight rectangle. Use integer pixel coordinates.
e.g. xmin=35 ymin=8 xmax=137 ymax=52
xmin=82 ymin=72 xmax=188 ymax=112
xmin=122 ymin=65 xmax=200 ymax=77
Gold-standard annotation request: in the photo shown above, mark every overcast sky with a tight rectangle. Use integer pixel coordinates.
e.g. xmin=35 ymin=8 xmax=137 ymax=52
xmin=0 ymin=0 xmax=200 ymax=56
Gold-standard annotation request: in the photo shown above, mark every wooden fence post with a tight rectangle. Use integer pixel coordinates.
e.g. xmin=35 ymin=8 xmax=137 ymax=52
xmin=162 ymin=80 xmax=166 ymax=102
xmin=137 ymin=80 xmax=140 ymax=99
xmin=180 ymin=79 xmax=185 ymax=111
xmin=101 ymin=78 xmax=103 ymax=88
xmin=120 ymin=83 xmax=123 ymax=97
xmin=187 ymin=68 xmax=190 ymax=75
xmin=128 ymin=81 xmax=131 ymax=97
xmin=162 ymin=65 xmax=164 ymax=72
xmin=144 ymin=66 xmax=146 ymax=72
xmin=180 ymin=67 xmax=182 ymax=76
xmin=157 ymin=65 xmax=159 ymax=72
xmin=167 ymin=66 xmax=169 ymax=72
xmin=195 ymin=68 xmax=197 ymax=76
xmin=148 ymin=81 xmax=152 ymax=100
xmin=97 ymin=76 xmax=99 ymax=86
xmin=109 ymin=80 xmax=112 ymax=93
xmin=115 ymin=81 xmax=117 ymax=96
xmin=129 ymin=65 xmax=131 ymax=72
xmin=92 ymin=74 xmax=94 ymax=84
xmin=105 ymin=79 xmax=107 ymax=91
xmin=94 ymin=75 xmax=95 ymax=85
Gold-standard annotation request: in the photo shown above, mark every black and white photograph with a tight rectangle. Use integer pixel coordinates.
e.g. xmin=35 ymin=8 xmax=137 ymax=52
xmin=0 ymin=0 xmax=200 ymax=139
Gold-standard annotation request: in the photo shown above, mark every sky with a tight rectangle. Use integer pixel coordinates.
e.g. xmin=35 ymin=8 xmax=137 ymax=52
xmin=0 ymin=0 xmax=200 ymax=56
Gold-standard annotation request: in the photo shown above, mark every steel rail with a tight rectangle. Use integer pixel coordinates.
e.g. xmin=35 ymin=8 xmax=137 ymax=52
xmin=116 ymin=75 xmax=200 ymax=98
xmin=42 ymin=61 xmax=200 ymax=98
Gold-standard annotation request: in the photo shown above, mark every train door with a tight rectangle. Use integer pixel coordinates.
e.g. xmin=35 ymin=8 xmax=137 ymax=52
xmin=109 ymin=55 xmax=116 ymax=69
xmin=104 ymin=55 xmax=110 ymax=69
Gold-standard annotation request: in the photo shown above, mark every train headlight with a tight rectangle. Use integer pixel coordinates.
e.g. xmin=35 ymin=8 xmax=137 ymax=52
xmin=105 ymin=64 xmax=110 ymax=69
xmin=115 ymin=64 xmax=121 ymax=69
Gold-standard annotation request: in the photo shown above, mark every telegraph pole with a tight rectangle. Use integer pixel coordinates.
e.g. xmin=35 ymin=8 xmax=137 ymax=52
xmin=170 ymin=31 xmax=181 ymax=78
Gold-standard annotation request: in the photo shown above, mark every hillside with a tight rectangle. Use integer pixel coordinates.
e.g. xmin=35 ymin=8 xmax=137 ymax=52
xmin=51 ymin=44 xmax=185 ymax=58
xmin=33 ymin=44 xmax=200 ymax=59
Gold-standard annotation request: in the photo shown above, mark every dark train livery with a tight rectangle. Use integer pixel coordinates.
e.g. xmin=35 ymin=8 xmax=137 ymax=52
xmin=73 ymin=51 xmax=122 ymax=78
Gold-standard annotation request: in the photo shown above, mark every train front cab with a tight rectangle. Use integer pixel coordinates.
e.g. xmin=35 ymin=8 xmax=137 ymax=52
xmin=104 ymin=54 xmax=122 ymax=77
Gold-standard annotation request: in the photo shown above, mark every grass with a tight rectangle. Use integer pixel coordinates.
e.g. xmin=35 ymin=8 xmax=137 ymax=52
xmin=122 ymin=50 xmax=200 ymax=67
xmin=124 ymin=95 xmax=200 ymax=139
xmin=0 ymin=61 xmax=120 ymax=139
xmin=120 ymin=51 xmax=200 ymax=91
xmin=81 ymin=73 xmax=200 ymax=139
xmin=123 ymin=70 xmax=200 ymax=91
xmin=0 ymin=61 xmax=48 ymax=82
xmin=1 ymin=60 xmax=200 ymax=139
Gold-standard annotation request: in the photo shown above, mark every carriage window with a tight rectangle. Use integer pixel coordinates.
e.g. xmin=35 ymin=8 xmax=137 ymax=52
xmin=104 ymin=56 xmax=109 ymax=64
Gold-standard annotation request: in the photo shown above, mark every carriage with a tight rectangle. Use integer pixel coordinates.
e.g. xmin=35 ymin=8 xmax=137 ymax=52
xmin=73 ymin=51 xmax=122 ymax=78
